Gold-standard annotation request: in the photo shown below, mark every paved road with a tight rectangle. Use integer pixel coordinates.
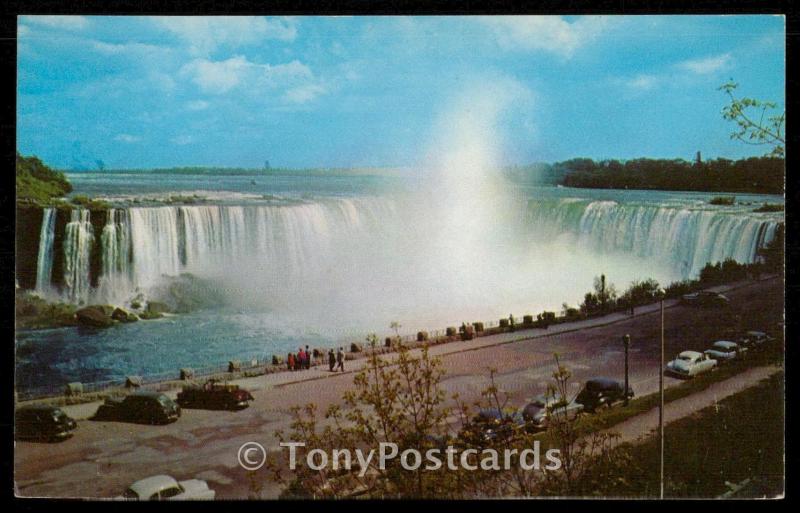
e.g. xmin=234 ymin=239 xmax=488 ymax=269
xmin=14 ymin=277 xmax=783 ymax=499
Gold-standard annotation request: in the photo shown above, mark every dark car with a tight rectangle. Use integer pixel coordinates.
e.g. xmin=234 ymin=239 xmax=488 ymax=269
xmin=458 ymin=407 xmax=524 ymax=446
xmin=176 ymin=380 xmax=254 ymax=410
xmin=15 ymin=405 xmax=77 ymax=442
xmin=680 ymin=291 xmax=730 ymax=308
xmin=93 ymin=391 xmax=181 ymax=424
xmin=575 ymin=378 xmax=634 ymax=413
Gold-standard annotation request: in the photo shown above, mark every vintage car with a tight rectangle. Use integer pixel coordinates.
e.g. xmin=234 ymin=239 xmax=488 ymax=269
xmin=740 ymin=330 xmax=774 ymax=349
xmin=121 ymin=475 xmax=215 ymax=501
xmin=176 ymin=380 xmax=254 ymax=410
xmin=519 ymin=395 xmax=584 ymax=430
xmin=94 ymin=391 xmax=181 ymax=424
xmin=680 ymin=291 xmax=730 ymax=308
xmin=575 ymin=378 xmax=634 ymax=412
xmin=15 ymin=405 xmax=77 ymax=442
xmin=704 ymin=340 xmax=746 ymax=362
xmin=666 ymin=350 xmax=717 ymax=378
xmin=458 ymin=407 xmax=524 ymax=446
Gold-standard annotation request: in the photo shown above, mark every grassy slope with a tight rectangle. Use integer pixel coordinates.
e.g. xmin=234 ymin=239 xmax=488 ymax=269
xmin=599 ymin=371 xmax=784 ymax=498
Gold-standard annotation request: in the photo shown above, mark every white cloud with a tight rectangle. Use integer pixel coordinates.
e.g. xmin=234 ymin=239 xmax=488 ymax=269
xmin=186 ymin=100 xmax=210 ymax=111
xmin=180 ymin=55 xmax=315 ymax=96
xmin=91 ymin=40 xmax=169 ymax=56
xmin=21 ymin=15 xmax=89 ymax=31
xmin=283 ymin=84 xmax=326 ymax=104
xmin=114 ymin=134 xmax=140 ymax=143
xmin=153 ymin=16 xmax=297 ymax=55
xmin=171 ymin=135 xmax=194 ymax=145
xmin=627 ymin=74 xmax=658 ymax=90
xmin=477 ymin=15 xmax=611 ymax=58
xmin=677 ymin=53 xmax=732 ymax=74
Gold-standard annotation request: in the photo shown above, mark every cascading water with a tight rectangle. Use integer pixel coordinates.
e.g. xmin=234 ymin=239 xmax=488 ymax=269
xmin=96 ymin=208 xmax=133 ymax=304
xmin=42 ymin=195 xmax=780 ymax=307
xmin=83 ymin=198 xmax=397 ymax=305
xmin=62 ymin=209 xmax=94 ymax=304
xmin=526 ymin=198 xmax=780 ymax=278
xmin=34 ymin=207 xmax=56 ymax=296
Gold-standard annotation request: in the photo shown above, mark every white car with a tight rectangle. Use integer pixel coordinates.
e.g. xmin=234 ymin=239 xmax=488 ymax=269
xmin=121 ymin=475 xmax=216 ymax=501
xmin=704 ymin=340 xmax=746 ymax=362
xmin=520 ymin=395 xmax=584 ymax=429
xmin=666 ymin=350 xmax=717 ymax=378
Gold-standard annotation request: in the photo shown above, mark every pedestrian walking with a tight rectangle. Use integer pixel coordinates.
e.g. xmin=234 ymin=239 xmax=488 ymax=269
xmin=336 ymin=347 xmax=345 ymax=372
xmin=328 ymin=348 xmax=336 ymax=372
xmin=287 ymin=352 xmax=295 ymax=372
xmin=305 ymin=345 xmax=311 ymax=369
xmin=297 ymin=347 xmax=306 ymax=370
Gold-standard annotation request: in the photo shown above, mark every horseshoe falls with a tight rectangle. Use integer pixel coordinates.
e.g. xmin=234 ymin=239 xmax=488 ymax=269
xmin=32 ymin=191 xmax=781 ymax=308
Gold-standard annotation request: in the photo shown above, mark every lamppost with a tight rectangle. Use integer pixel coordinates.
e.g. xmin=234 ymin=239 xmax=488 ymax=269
xmin=622 ymin=334 xmax=630 ymax=406
xmin=658 ymin=288 xmax=665 ymax=499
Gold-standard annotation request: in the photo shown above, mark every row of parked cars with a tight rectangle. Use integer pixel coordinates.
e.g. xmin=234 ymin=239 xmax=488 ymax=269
xmin=460 ymin=377 xmax=634 ymax=445
xmin=461 ymin=328 xmax=776 ymax=446
xmin=16 ymin=379 xmax=256 ymax=442
xmin=665 ymin=330 xmax=774 ymax=378
xmin=15 ymin=380 xmax=258 ymax=500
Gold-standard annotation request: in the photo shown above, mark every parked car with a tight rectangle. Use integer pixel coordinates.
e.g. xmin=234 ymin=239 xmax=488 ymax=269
xmin=575 ymin=378 xmax=634 ymax=412
xmin=120 ymin=475 xmax=215 ymax=501
xmin=459 ymin=407 xmax=523 ymax=445
xmin=176 ymin=380 xmax=254 ymax=410
xmin=739 ymin=330 xmax=774 ymax=349
xmin=15 ymin=405 xmax=77 ymax=442
xmin=94 ymin=391 xmax=181 ymax=424
xmin=680 ymin=291 xmax=730 ymax=308
xmin=704 ymin=340 xmax=746 ymax=362
xmin=519 ymin=395 xmax=584 ymax=430
xmin=666 ymin=350 xmax=717 ymax=378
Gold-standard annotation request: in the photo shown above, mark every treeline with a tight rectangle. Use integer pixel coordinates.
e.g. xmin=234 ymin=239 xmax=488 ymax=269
xmin=557 ymin=157 xmax=784 ymax=194
xmin=97 ymin=166 xmax=399 ymax=177
xmin=16 ymin=153 xmax=72 ymax=204
xmin=505 ymin=156 xmax=784 ymax=194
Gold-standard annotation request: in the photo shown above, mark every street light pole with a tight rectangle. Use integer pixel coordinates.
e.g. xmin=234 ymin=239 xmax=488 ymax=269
xmin=659 ymin=294 xmax=665 ymax=499
xmin=623 ymin=334 xmax=630 ymax=406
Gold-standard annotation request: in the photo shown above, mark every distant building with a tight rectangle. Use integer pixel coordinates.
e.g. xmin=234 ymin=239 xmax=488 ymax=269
xmin=695 ymin=151 xmax=702 ymax=165
xmin=264 ymin=160 xmax=271 ymax=170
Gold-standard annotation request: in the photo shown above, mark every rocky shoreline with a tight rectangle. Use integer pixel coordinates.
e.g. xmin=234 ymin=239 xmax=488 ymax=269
xmin=15 ymin=289 xmax=172 ymax=330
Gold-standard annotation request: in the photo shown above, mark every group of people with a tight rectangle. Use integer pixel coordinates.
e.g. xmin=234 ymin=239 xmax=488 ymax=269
xmin=286 ymin=345 xmax=312 ymax=372
xmin=286 ymin=345 xmax=345 ymax=373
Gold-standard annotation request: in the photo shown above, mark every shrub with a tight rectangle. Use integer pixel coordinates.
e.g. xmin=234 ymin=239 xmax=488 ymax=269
xmin=709 ymin=196 xmax=735 ymax=206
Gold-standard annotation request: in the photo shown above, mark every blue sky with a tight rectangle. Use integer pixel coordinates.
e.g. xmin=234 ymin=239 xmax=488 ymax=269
xmin=17 ymin=15 xmax=785 ymax=170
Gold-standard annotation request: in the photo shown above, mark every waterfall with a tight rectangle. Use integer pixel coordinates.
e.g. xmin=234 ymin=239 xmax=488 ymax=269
xmin=527 ymin=198 xmax=781 ymax=277
xmin=96 ymin=208 xmax=132 ymax=304
xmin=62 ymin=209 xmax=94 ymax=304
xmin=123 ymin=198 xmax=394 ymax=295
xmin=34 ymin=207 xmax=56 ymax=296
xmin=33 ymin=195 xmax=780 ymax=305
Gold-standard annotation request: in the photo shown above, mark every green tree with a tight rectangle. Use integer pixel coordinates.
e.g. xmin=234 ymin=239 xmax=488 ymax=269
xmin=719 ymin=81 xmax=785 ymax=158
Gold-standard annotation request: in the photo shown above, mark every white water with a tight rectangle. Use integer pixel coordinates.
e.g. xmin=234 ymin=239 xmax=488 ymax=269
xmin=526 ymin=198 xmax=779 ymax=278
xmin=34 ymin=207 xmax=56 ymax=295
xmin=61 ymin=209 xmax=94 ymax=304
xmin=34 ymin=194 xmax=781 ymax=326
xmin=96 ymin=208 xmax=133 ymax=304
